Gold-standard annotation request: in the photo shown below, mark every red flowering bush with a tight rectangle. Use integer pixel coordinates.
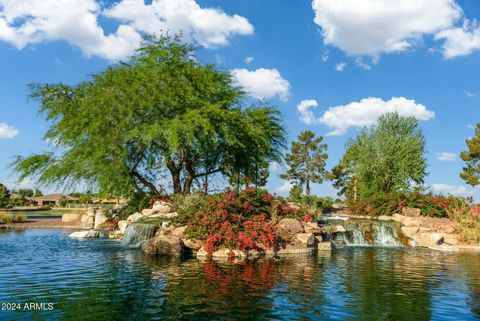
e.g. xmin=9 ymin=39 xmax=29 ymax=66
xmin=186 ymin=188 xmax=278 ymax=254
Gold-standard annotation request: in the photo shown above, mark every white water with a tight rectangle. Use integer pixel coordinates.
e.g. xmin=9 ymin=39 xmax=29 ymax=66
xmin=122 ymin=224 xmax=155 ymax=247
xmin=373 ymin=223 xmax=400 ymax=246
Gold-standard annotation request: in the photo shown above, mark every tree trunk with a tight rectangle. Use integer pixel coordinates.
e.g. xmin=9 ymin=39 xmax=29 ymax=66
xmin=167 ymin=158 xmax=182 ymax=194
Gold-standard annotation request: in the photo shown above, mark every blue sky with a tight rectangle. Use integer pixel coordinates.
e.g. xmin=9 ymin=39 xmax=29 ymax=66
xmin=0 ymin=0 xmax=480 ymax=198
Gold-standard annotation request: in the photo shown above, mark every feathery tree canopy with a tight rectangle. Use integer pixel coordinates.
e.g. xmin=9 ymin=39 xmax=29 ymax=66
xmin=342 ymin=112 xmax=427 ymax=199
xmin=280 ymin=130 xmax=328 ymax=197
xmin=13 ymin=35 xmax=286 ymax=196
xmin=460 ymin=123 xmax=480 ymax=186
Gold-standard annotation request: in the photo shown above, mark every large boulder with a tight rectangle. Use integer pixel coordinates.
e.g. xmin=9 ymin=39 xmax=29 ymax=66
xmin=152 ymin=202 xmax=171 ymax=213
xmin=331 ymin=225 xmax=346 ymax=233
xmin=62 ymin=213 xmax=83 ymax=223
xmin=141 ymin=235 xmax=184 ymax=256
xmin=94 ymin=210 xmax=109 ymax=229
xmin=392 ymin=213 xmax=406 ymax=223
xmin=183 ymin=238 xmax=203 ymax=251
xmin=69 ymin=230 xmax=100 ymax=238
xmin=150 ymin=212 xmax=179 ymax=219
xmin=127 ymin=212 xmax=144 ymax=223
xmin=317 ymin=242 xmax=332 ymax=251
xmin=304 ymin=222 xmax=322 ymax=234
xmin=443 ymin=233 xmax=459 ymax=245
xmin=401 ymin=226 xmax=419 ymax=238
xmin=278 ymin=218 xmax=304 ymax=234
xmin=141 ymin=209 xmax=156 ymax=217
xmin=294 ymin=233 xmax=315 ymax=246
xmin=172 ymin=226 xmax=187 ymax=238
xmin=403 ymin=217 xmax=422 ymax=227
xmin=377 ymin=215 xmax=392 ymax=221
xmin=413 ymin=232 xmax=444 ymax=247
xmin=402 ymin=207 xmax=421 ymax=217
xmin=117 ymin=220 xmax=129 ymax=234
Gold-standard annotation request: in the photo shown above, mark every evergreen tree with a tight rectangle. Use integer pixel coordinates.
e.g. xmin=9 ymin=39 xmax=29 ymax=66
xmin=0 ymin=183 xmax=10 ymax=208
xmin=460 ymin=123 xmax=480 ymax=186
xmin=280 ymin=130 xmax=328 ymax=198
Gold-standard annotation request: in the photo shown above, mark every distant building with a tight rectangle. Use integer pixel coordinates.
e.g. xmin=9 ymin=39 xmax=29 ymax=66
xmin=33 ymin=194 xmax=78 ymax=207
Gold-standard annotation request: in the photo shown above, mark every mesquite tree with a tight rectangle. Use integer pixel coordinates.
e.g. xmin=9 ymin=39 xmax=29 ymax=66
xmin=12 ymin=35 xmax=286 ymax=196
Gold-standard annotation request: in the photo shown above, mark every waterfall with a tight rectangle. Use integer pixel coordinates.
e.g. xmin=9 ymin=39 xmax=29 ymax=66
xmin=373 ymin=222 xmax=400 ymax=246
xmin=122 ymin=224 xmax=156 ymax=247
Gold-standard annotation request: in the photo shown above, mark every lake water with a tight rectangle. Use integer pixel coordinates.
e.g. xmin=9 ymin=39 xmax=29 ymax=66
xmin=0 ymin=229 xmax=479 ymax=320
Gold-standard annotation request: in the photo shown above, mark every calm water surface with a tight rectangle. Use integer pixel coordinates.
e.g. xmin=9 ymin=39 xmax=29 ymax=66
xmin=0 ymin=229 xmax=479 ymax=320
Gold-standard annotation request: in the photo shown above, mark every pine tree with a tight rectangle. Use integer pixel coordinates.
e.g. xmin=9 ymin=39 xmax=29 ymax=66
xmin=280 ymin=130 xmax=328 ymax=198
xmin=460 ymin=123 xmax=480 ymax=186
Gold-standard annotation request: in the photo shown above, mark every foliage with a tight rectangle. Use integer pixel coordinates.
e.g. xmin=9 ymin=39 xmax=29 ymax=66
xmin=34 ymin=189 xmax=43 ymax=197
xmin=287 ymin=185 xmax=303 ymax=204
xmin=344 ymin=113 xmax=427 ymax=200
xmin=58 ymin=196 xmax=68 ymax=207
xmin=350 ymin=192 xmax=449 ymax=217
xmin=445 ymin=197 xmax=480 ymax=244
xmin=18 ymin=189 xmax=34 ymax=197
xmin=0 ymin=183 xmax=10 ymax=208
xmin=186 ymin=188 xmax=277 ymax=254
xmin=329 ymin=151 xmax=357 ymax=201
xmin=280 ymin=130 xmax=328 ymax=197
xmin=170 ymin=192 xmax=208 ymax=224
xmin=126 ymin=192 xmax=152 ymax=215
xmin=460 ymin=123 xmax=480 ymax=186
xmin=0 ymin=212 xmax=13 ymax=224
xmin=12 ymin=35 xmax=286 ymax=196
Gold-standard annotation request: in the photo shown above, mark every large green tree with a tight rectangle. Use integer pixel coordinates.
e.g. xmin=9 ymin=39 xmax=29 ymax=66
xmin=13 ymin=35 xmax=286 ymax=196
xmin=0 ymin=183 xmax=10 ymax=208
xmin=460 ymin=123 xmax=480 ymax=186
xmin=343 ymin=112 xmax=427 ymax=199
xmin=280 ymin=130 xmax=328 ymax=197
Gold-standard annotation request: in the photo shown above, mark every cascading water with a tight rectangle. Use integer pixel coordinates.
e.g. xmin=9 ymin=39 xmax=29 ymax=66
xmin=122 ymin=224 xmax=156 ymax=247
xmin=319 ymin=216 xmax=402 ymax=247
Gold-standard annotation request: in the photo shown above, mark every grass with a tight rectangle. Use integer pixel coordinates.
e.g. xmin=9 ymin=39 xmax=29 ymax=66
xmin=0 ymin=212 xmax=28 ymax=224
xmin=446 ymin=199 xmax=480 ymax=244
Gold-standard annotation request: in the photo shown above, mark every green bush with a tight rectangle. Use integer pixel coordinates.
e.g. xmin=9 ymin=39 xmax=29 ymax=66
xmin=0 ymin=212 xmax=13 ymax=224
xmin=126 ymin=192 xmax=152 ymax=215
xmin=170 ymin=192 xmax=207 ymax=225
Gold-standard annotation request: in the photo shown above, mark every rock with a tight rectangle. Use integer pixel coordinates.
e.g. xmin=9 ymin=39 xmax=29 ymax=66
xmin=414 ymin=232 xmax=444 ymax=247
xmin=162 ymin=221 xmax=170 ymax=228
xmin=184 ymin=238 xmax=203 ymax=251
xmin=117 ymin=220 xmax=129 ymax=234
xmin=403 ymin=217 xmax=422 ymax=227
xmin=377 ymin=215 xmax=392 ymax=221
xmin=150 ymin=212 xmax=179 ymax=219
xmin=142 ymin=209 xmax=156 ymax=217
xmin=278 ymin=218 xmax=304 ymax=234
xmin=392 ymin=213 xmax=406 ymax=223
xmin=152 ymin=203 xmax=171 ymax=213
xmin=401 ymin=226 xmax=419 ymax=238
xmin=69 ymin=230 xmax=100 ymax=238
xmin=332 ymin=203 xmax=347 ymax=209
xmin=315 ymin=235 xmax=323 ymax=243
xmin=294 ymin=233 xmax=315 ymax=246
xmin=332 ymin=225 xmax=346 ymax=233
xmin=62 ymin=213 xmax=83 ymax=223
xmin=402 ymin=207 xmax=421 ymax=217
xmin=196 ymin=247 xmax=247 ymax=258
xmin=127 ymin=212 xmax=144 ymax=223
xmin=141 ymin=235 xmax=184 ymax=256
xmin=113 ymin=204 xmax=126 ymax=213
xmin=443 ymin=233 xmax=459 ymax=245
xmin=94 ymin=210 xmax=109 ymax=229
xmin=428 ymin=244 xmax=459 ymax=252
xmin=172 ymin=226 xmax=187 ymax=238
xmin=304 ymin=222 xmax=322 ymax=234
xmin=317 ymin=242 xmax=332 ymax=251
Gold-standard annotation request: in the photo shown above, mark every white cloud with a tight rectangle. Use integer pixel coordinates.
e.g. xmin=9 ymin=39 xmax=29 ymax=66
xmin=435 ymin=19 xmax=480 ymax=58
xmin=297 ymin=99 xmax=319 ymax=125
xmin=245 ymin=56 xmax=254 ymax=64
xmin=275 ymin=181 xmax=293 ymax=193
xmin=105 ymin=0 xmax=253 ymax=49
xmin=312 ymin=0 xmax=462 ymax=58
xmin=0 ymin=0 xmax=253 ymax=61
xmin=0 ymin=123 xmax=18 ymax=138
xmin=321 ymin=49 xmax=329 ymax=62
xmin=268 ymin=162 xmax=281 ymax=171
xmin=231 ymin=68 xmax=291 ymax=101
xmin=430 ymin=183 xmax=469 ymax=196
xmin=436 ymin=152 xmax=457 ymax=161
xmin=318 ymin=97 xmax=435 ymax=136
xmin=335 ymin=62 xmax=346 ymax=72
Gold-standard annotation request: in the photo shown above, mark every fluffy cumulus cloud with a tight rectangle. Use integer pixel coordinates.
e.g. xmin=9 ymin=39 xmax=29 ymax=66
xmin=311 ymin=0 xmax=480 ymax=59
xmin=231 ymin=68 xmax=291 ymax=101
xmin=318 ymin=97 xmax=434 ymax=136
xmin=297 ymin=99 xmax=318 ymax=125
xmin=436 ymin=152 xmax=457 ymax=161
xmin=275 ymin=181 xmax=293 ymax=194
xmin=430 ymin=183 xmax=469 ymax=196
xmin=0 ymin=0 xmax=253 ymax=60
xmin=0 ymin=122 xmax=18 ymax=138
xmin=435 ymin=19 xmax=480 ymax=58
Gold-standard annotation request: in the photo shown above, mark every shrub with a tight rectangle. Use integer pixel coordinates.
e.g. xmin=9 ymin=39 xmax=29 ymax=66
xmin=0 ymin=212 xmax=13 ymax=224
xmin=186 ymin=188 xmax=277 ymax=254
xmin=126 ymin=192 xmax=152 ymax=215
xmin=445 ymin=197 xmax=480 ymax=244
xmin=171 ymin=192 xmax=207 ymax=225
xmin=15 ymin=214 xmax=26 ymax=223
